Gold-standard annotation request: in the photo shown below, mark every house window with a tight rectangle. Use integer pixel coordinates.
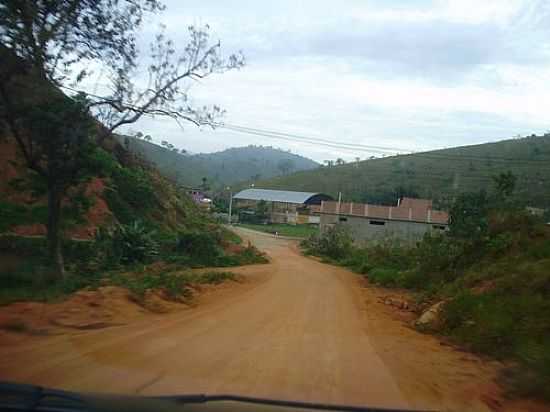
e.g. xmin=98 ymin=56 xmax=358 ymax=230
xmin=369 ymin=220 xmax=385 ymax=226
xmin=433 ymin=225 xmax=446 ymax=230
xmin=339 ymin=217 xmax=348 ymax=222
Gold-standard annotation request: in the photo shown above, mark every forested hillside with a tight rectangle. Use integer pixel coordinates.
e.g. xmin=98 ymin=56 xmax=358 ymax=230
xmin=251 ymin=135 xmax=550 ymax=209
xmin=0 ymin=41 xmax=265 ymax=304
xmin=119 ymin=136 xmax=319 ymax=188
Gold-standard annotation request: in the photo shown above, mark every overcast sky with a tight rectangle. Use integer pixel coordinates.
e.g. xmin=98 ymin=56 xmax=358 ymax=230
xmin=121 ymin=0 xmax=550 ymax=162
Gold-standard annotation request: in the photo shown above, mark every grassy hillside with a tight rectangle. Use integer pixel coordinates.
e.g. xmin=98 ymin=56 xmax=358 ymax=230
xmin=119 ymin=136 xmax=319 ymax=188
xmin=251 ymin=135 xmax=550 ymax=209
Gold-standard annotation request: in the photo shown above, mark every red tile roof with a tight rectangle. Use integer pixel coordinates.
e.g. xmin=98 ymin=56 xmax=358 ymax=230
xmin=399 ymin=197 xmax=433 ymax=210
xmin=320 ymin=199 xmax=448 ymax=225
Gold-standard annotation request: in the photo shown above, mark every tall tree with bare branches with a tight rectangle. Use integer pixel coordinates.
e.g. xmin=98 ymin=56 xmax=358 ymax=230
xmin=0 ymin=0 xmax=244 ymax=276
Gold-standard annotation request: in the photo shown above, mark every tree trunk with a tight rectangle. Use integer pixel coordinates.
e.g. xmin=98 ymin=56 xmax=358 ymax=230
xmin=47 ymin=179 xmax=66 ymax=279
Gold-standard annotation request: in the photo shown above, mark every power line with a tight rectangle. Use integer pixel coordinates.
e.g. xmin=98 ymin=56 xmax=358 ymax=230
xmin=218 ymin=122 xmax=550 ymax=165
xmin=219 ymin=124 xmax=395 ymax=155
xmin=60 ymin=84 xmax=550 ymax=165
xmin=222 ymin=123 xmax=406 ymax=153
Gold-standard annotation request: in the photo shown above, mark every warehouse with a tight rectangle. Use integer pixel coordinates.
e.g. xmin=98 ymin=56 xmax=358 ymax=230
xmin=233 ymin=188 xmax=333 ymax=224
xmin=319 ymin=197 xmax=449 ymax=244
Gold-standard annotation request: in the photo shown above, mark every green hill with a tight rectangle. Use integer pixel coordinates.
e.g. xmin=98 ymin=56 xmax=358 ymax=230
xmin=118 ymin=136 xmax=319 ymax=188
xmin=249 ymin=135 xmax=550 ymax=209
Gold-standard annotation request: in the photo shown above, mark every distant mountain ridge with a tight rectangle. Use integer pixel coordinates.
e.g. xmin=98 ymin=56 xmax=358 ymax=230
xmin=117 ymin=136 xmax=319 ymax=188
xmin=247 ymin=134 xmax=550 ymax=209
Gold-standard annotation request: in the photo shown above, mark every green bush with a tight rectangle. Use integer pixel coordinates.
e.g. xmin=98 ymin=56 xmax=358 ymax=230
xmin=85 ymin=148 xmax=119 ymax=177
xmin=219 ymin=227 xmax=243 ymax=245
xmin=0 ymin=201 xmax=48 ymax=232
xmin=112 ymin=166 xmax=156 ymax=210
xmin=104 ymin=166 xmax=157 ymax=224
xmin=62 ymin=188 xmax=94 ymax=227
xmin=214 ymin=245 xmax=268 ymax=267
xmin=340 ymin=249 xmax=372 ymax=273
xmin=198 ymin=271 xmax=236 ymax=284
xmin=368 ymin=267 xmax=402 ymax=287
xmin=303 ymin=225 xmax=352 ymax=260
xmin=110 ymin=270 xmax=237 ymax=302
xmin=0 ymin=258 xmax=101 ymax=305
xmin=110 ymin=271 xmax=191 ymax=301
xmin=0 ymin=235 xmax=47 ymax=255
xmin=112 ymin=221 xmax=160 ymax=265
xmin=104 ymin=188 xmax=138 ymax=225
xmin=175 ymin=231 xmax=223 ymax=263
xmin=448 ymin=191 xmax=489 ymax=239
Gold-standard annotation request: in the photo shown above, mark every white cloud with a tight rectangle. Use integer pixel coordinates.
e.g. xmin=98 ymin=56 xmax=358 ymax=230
xmin=115 ymin=0 xmax=550 ymax=162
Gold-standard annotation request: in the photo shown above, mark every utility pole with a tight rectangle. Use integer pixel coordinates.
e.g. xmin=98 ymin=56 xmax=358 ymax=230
xmin=227 ymin=186 xmax=233 ymax=225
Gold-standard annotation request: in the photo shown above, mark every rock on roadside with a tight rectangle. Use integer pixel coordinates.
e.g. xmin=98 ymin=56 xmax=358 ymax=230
xmin=415 ymin=301 xmax=446 ymax=329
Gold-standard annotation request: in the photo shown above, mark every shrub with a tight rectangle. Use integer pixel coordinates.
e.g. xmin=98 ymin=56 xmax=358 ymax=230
xmin=368 ymin=267 xmax=402 ymax=287
xmin=303 ymin=225 xmax=353 ymax=260
xmin=214 ymin=245 xmax=268 ymax=267
xmin=198 ymin=271 xmax=236 ymax=284
xmin=110 ymin=221 xmax=160 ymax=265
xmin=175 ymin=231 xmax=223 ymax=263
xmin=0 ymin=258 xmax=101 ymax=305
xmin=111 ymin=270 xmax=237 ymax=302
xmin=104 ymin=166 xmax=157 ymax=224
xmin=0 ymin=201 xmax=48 ymax=232
xmin=219 ymin=227 xmax=242 ymax=245
xmin=449 ymin=191 xmax=489 ymax=239
xmin=111 ymin=271 xmax=191 ymax=301
xmin=112 ymin=166 xmax=157 ymax=210
xmin=340 ymin=249 xmax=372 ymax=273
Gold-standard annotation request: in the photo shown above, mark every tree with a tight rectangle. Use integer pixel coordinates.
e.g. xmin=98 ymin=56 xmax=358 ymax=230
xmin=200 ymin=177 xmax=210 ymax=191
xmin=449 ymin=191 xmax=489 ymax=239
xmin=393 ymin=185 xmax=419 ymax=203
xmin=336 ymin=158 xmax=346 ymax=165
xmin=277 ymin=159 xmax=295 ymax=176
xmin=0 ymin=72 xmax=96 ymax=277
xmin=493 ymin=171 xmax=517 ymax=200
xmin=0 ymin=0 xmax=244 ymax=277
xmin=213 ymin=196 xmax=228 ymax=213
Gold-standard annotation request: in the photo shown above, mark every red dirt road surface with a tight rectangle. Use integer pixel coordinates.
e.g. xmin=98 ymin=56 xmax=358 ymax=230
xmin=0 ymin=228 xmax=547 ymax=412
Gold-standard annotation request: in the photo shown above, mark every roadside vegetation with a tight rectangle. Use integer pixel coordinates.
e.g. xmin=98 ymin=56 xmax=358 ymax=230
xmin=0 ymin=226 xmax=264 ymax=306
xmin=302 ymin=173 xmax=550 ymax=401
xmin=0 ymin=133 xmax=266 ymax=307
xmin=238 ymin=223 xmax=318 ymax=238
xmin=0 ymin=0 xmax=244 ymax=279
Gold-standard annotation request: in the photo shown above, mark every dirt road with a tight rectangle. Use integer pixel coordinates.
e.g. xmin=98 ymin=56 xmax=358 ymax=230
xmin=0 ymin=229 xmax=543 ymax=411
